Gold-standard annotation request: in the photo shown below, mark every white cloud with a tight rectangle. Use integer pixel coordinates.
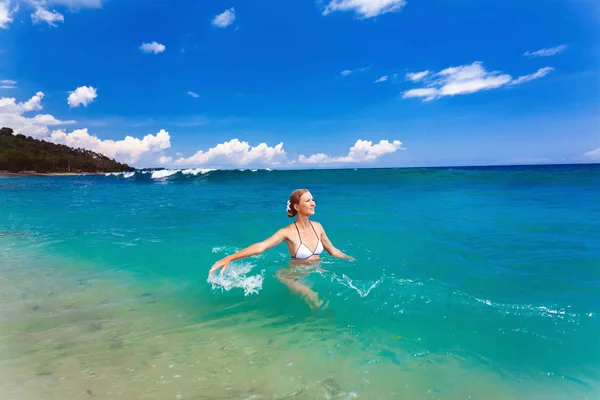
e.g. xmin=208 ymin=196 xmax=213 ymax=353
xmin=31 ymin=113 xmax=72 ymax=125
xmin=0 ymin=91 xmax=44 ymax=113
xmin=31 ymin=6 xmax=64 ymax=27
xmin=212 ymin=7 xmax=235 ymax=28
xmin=340 ymin=66 xmax=369 ymax=77
xmin=2 ymin=92 xmax=409 ymax=169
xmin=1 ymin=91 xmax=172 ymax=165
xmin=584 ymin=148 xmax=600 ymax=160
xmin=402 ymin=87 xmax=438 ymax=101
xmin=0 ymin=79 xmax=16 ymax=89
xmin=405 ymin=70 xmax=429 ymax=82
xmin=46 ymin=0 xmax=102 ymax=9
xmin=437 ymin=63 xmax=511 ymax=96
xmin=159 ymin=155 xmax=173 ymax=165
xmin=299 ymin=139 xmax=404 ymax=164
xmin=403 ymin=62 xmax=553 ymax=101
xmin=297 ymin=153 xmax=330 ymax=164
xmin=323 ymin=0 xmax=407 ymax=18
xmin=510 ymin=67 xmax=554 ymax=85
xmin=140 ymin=41 xmax=166 ymax=54
xmin=174 ymin=139 xmax=286 ymax=167
xmin=50 ymin=128 xmax=171 ymax=164
xmin=67 ymin=86 xmax=97 ymax=108
xmin=524 ymin=45 xmax=566 ymax=57
xmin=187 ymin=91 xmax=199 ymax=98
xmin=0 ymin=0 xmax=16 ymax=29
xmin=0 ymin=91 xmax=75 ymax=137
xmin=2 ymin=0 xmax=101 ymax=30
xmin=374 ymin=75 xmax=388 ymax=83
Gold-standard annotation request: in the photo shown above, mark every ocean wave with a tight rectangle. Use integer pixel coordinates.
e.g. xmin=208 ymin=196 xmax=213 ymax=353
xmin=104 ymin=168 xmax=270 ymax=182
xmin=151 ymin=169 xmax=179 ymax=179
xmin=181 ymin=168 xmax=217 ymax=175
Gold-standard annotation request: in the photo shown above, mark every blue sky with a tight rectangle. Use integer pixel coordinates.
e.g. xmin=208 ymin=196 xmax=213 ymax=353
xmin=0 ymin=0 xmax=599 ymax=168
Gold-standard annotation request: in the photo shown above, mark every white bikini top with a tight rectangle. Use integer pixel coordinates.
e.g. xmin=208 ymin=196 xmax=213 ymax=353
xmin=292 ymin=221 xmax=323 ymax=260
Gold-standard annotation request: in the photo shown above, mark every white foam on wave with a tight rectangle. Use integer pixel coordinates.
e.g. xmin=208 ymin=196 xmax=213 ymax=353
xmin=149 ymin=168 xmax=216 ymax=179
xmin=108 ymin=169 xmax=217 ymax=178
xmin=207 ymin=262 xmax=264 ymax=296
xmin=181 ymin=168 xmax=215 ymax=175
xmin=151 ymin=170 xmax=179 ymax=179
xmin=105 ymin=171 xmax=136 ymax=178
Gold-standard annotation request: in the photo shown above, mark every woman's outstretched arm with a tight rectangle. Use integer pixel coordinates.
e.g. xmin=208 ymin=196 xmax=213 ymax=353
xmin=209 ymin=228 xmax=288 ymax=276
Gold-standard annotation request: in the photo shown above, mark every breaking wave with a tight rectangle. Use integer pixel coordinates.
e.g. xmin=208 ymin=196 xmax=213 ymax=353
xmin=104 ymin=168 xmax=268 ymax=182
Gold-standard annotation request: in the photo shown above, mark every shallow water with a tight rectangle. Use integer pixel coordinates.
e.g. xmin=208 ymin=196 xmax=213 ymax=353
xmin=1 ymin=165 xmax=599 ymax=399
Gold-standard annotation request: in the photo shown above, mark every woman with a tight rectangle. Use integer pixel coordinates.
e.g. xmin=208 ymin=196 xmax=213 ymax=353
xmin=209 ymin=189 xmax=353 ymax=308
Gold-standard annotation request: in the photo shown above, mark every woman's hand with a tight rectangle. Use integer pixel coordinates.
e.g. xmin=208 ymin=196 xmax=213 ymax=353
xmin=209 ymin=257 xmax=231 ymax=276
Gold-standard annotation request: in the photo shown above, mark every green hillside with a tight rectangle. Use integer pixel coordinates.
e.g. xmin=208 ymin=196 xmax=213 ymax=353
xmin=0 ymin=127 xmax=135 ymax=173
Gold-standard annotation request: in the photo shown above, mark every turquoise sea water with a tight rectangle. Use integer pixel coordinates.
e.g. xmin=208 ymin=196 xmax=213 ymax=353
xmin=1 ymin=164 xmax=599 ymax=399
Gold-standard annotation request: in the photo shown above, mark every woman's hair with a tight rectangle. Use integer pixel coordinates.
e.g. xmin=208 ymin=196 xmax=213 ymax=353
xmin=287 ymin=189 xmax=308 ymax=218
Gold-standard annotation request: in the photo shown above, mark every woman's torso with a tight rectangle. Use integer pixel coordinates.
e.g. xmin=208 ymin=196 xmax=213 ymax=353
xmin=286 ymin=221 xmax=323 ymax=261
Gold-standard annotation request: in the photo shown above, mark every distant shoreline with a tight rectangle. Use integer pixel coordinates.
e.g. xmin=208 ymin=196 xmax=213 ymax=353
xmin=0 ymin=171 xmax=108 ymax=177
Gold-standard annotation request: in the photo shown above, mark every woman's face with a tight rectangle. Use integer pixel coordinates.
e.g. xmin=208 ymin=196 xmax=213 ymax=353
xmin=296 ymin=191 xmax=315 ymax=216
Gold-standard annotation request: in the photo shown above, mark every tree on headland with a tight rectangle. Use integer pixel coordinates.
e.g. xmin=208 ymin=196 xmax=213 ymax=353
xmin=0 ymin=127 xmax=135 ymax=173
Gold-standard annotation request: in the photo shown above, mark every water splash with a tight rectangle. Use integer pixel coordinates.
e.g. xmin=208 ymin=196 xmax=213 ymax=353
xmin=207 ymin=262 xmax=264 ymax=296
xmin=212 ymin=246 xmax=239 ymax=254
xmin=332 ymin=273 xmax=384 ymax=298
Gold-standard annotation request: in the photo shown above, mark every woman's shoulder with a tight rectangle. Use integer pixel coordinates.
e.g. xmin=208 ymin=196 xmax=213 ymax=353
xmin=269 ymin=225 xmax=294 ymax=242
xmin=280 ymin=224 xmax=297 ymax=235
xmin=310 ymin=220 xmax=324 ymax=230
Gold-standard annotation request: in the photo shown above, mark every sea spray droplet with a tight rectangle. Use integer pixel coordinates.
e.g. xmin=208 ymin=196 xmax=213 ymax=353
xmin=212 ymin=246 xmax=237 ymax=254
xmin=207 ymin=262 xmax=264 ymax=296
